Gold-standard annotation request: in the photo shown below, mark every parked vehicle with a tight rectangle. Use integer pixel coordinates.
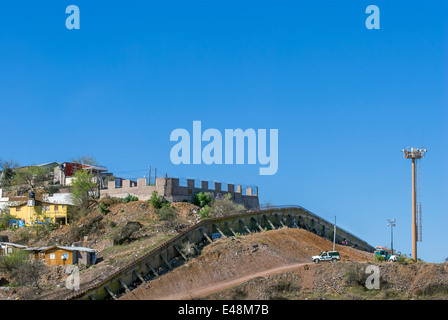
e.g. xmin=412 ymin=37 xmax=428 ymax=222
xmin=312 ymin=251 xmax=340 ymax=263
xmin=388 ymin=255 xmax=397 ymax=262
xmin=374 ymin=246 xmax=392 ymax=260
xmin=374 ymin=246 xmax=402 ymax=262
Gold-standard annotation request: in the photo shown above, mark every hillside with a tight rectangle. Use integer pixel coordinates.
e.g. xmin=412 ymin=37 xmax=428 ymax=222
xmin=0 ymin=200 xmax=201 ymax=300
xmin=2 ymin=205 xmax=447 ymax=300
xmin=202 ymin=261 xmax=448 ymax=300
xmin=119 ymin=228 xmax=372 ymax=300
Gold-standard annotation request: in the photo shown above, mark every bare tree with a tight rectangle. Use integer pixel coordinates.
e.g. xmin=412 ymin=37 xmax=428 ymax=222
xmin=0 ymin=251 xmax=47 ymax=291
xmin=71 ymin=155 xmax=98 ymax=166
xmin=11 ymin=166 xmax=51 ymax=192
xmin=0 ymin=159 xmax=20 ymax=187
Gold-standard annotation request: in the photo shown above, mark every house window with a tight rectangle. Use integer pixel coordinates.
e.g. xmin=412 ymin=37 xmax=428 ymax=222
xmin=49 ymin=253 xmax=55 ymax=259
xmin=42 ymin=205 xmax=49 ymax=211
xmin=62 ymin=253 xmax=69 ymax=260
xmin=62 ymin=205 xmax=65 ymax=209
xmin=54 ymin=205 xmax=58 ymax=211
xmin=16 ymin=207 xmax=21 ymax=212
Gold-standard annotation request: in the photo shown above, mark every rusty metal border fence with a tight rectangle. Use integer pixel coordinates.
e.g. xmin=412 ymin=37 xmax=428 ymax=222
xmin=39 ymin=206 xmax=374 ymax=300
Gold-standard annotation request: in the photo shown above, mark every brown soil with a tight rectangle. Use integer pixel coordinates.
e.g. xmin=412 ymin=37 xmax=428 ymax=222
xmin=203 ymin=261 xmax=448 ymax=300
xmin=0 ymin=200 xmax=200 ymax=248
xmin=0 ymin=200 xmax=201 ymax=300
xmin=120 ymin=228 xmax=372 ymax=300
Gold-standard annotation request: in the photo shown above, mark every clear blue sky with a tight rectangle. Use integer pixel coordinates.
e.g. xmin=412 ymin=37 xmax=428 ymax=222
xmin=1 ymin=1 xmax=447 ymax=262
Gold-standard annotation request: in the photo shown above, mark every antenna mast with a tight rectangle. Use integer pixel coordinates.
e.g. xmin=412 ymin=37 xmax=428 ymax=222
xmin=401 ymin=147 xmax=427 ymax=261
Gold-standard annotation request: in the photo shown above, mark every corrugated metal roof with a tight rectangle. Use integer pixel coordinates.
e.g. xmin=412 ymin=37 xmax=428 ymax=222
xmin=40 ymin=246 xmax=97 ymax=253
xmin=82 ymin=165 xmax=108 ymax=171
xmin=24 ymin=246 xmax=52 ymax=251
xmin=0 ymin=242 xmax=27 ymax=248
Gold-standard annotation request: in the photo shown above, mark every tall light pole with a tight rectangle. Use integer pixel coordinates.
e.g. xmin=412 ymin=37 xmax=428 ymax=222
xmin=387 ymin=219 xmax=396 ymax=254
xmin=401 ymin=147 xmax=427 ymax=261
xmin=333 ymin=215 xmax=336 ymax=251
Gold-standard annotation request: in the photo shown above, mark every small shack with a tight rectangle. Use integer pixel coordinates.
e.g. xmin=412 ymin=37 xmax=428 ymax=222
xmin=25 ymin=246 xmax=49 ymax=261
xmin=41 ymin=246 xmax=98 ymax=266
xmin=0 ymin=242 xmax=27 ymax=256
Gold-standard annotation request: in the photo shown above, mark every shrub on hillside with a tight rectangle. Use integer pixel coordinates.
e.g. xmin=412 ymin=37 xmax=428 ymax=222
xmin=16 ymin=228 xmax=32 ymax=244
xmin=11 ymin=260 xmax=46 ymax=289
xmin=158 ymin=205 xmax=178 ymax=221
xmin=149 ymin=191 xmax=164 ymax=209
xmin=193 ymin=192 xmax=213 ymax=208
xmin=0 ymin=250 xmax=46 ymax=289
xmin=396 ymin=254 xmax=417 ymax=265
xmin=113 ymin=221 xmax=142 ymax=245
xmin=0 ymin=250 xmax=28 ymax=273
xmin=159 ymin=219 xmax=185 ymax=233
xmin=123 ymin=194 xmax=138 ymax=204
xmin=33 ymin=222 xmax=58 ymax=240
xmin=200 ymin=194 xmax=246 ymax=219
xmin=99 ymin=202 xmax=108 ymax=215
xmin=343 ymin=263 xmax=368 ymax=286
xmin=0 ymin=211 xmax=15 ymax=230
xmin=199 ymin=205 xmax=211 ymax=220
xmin=100 ymin=195 xmax=122 ymax=207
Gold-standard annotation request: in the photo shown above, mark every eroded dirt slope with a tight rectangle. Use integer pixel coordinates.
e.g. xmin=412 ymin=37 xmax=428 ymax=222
xmin=120 ymin=228 xmax=372 ymax=300
xmin=203 ymin=261 xmax=448 ymax=300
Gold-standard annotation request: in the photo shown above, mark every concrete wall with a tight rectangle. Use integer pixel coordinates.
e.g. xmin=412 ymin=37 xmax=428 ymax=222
xmin=100 ymin=177 xmax=259 ymax=209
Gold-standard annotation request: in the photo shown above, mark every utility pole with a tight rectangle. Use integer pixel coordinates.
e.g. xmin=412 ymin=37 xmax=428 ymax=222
xmin=333 ymin=215 xmax=336 ymax=251
xmin=387 ymin=219 xmax=396 ymax=254
xmin=401 ymin=147 xmax=427 ymax=261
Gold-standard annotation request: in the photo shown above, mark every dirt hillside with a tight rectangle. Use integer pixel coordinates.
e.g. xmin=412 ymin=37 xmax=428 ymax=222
xmin=203 ymin=261 xmax=448 ymax=300
xmin=0 ymin=200 xmax=201 ymax=300
xmin=120 ymin=228 xmax=372 ymax=300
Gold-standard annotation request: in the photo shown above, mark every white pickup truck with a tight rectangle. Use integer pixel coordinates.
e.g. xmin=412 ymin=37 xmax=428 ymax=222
xmin=312 ymin=251 xmax=341 ymax=263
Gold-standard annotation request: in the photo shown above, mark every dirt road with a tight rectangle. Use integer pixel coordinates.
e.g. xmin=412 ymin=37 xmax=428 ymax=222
xmin=156 ymin=262 xmax=311 ymax=300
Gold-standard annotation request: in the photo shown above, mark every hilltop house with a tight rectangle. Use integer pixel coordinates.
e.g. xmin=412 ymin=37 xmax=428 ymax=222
xmin=53 ymin=162 xmax=111 ymax=188
xmin=38 ymin=246 xmax=98 ymax=266
xmin=0 ymin=242 xmax=27 ymax=255
xmin=9 ymin=194 xmax=71 ymax=226
xmin=8 ymin=245 xmax=98 ymax=266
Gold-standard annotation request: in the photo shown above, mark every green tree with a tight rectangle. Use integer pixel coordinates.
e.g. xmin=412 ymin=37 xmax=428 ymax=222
xmin=123 ymin=194 xmax=138 ymax=203
xmin=0 ymin=208 xmax=16 ymax=230
xmin=11 ymin=166 xmax=51 ymax=192
xmin=12 ymin=259 xmax=46 ymax=289
xmin=158 ymin=205 xmax=178 ymax=221
xmin=149 ymin=190 xmax=164 ymax=209
xmin=71 ymin=169 xmax=97 ymax=210
xmin=0 ymin=159 xmax=19 ymax=187
xmin=0 ymin=250 xmax=28 ymax=273
xmin=193 ymin=192 xmax=213 ymax=208
xmin=199 ymin=205 xmax=211 ymax=219
xmin=199 ymin=194 xmax=246 ymax=219
xmin=0 ymin=251 xmax=46 ymax=290
xmin=71 ymin=155 xmax=99 ymax=166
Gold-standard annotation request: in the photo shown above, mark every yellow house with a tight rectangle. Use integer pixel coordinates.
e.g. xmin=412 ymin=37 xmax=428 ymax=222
xmin=9 ymin=199 xmax=70 ymax=225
